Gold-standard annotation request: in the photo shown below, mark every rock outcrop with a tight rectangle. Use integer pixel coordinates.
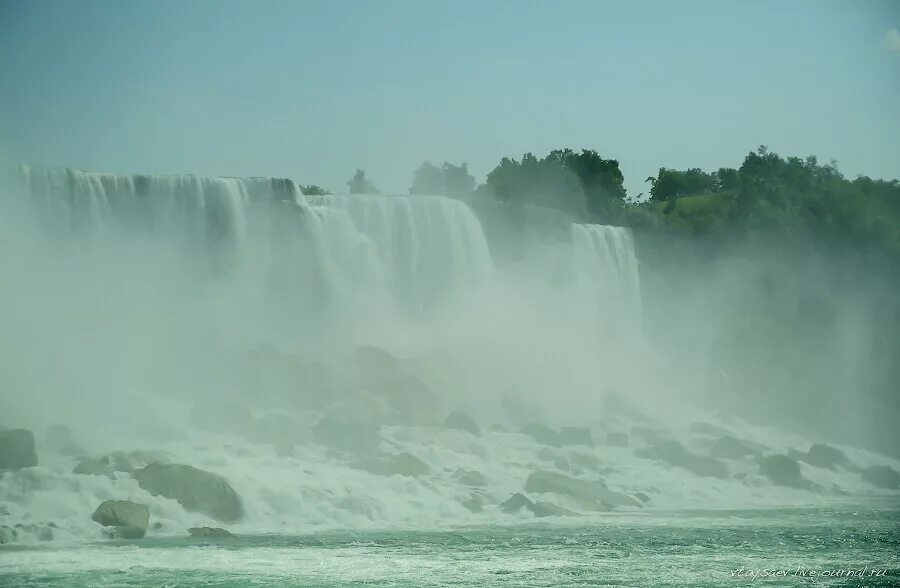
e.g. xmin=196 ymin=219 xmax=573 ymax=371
xmin=498 ymin=492 xmax=577 ymax=517
xmin=861 ymin=465 xmax=900 ymax=490
xmin=710 ymin=436 xmax=759 ymax=459
xmin=525 ymin=470 xmax=642 ymax=510
xmin=188 ymin=526 xmax=233 ymax=538
xmin=758 ymin=454 xmax=809 ymax=488
xmin=445 ymin=411 xmax=480 ymax=435
xmin=73 ymin=457 xmax=115 ymax=479
xmin=92 ymin=500 xmax=150 ymax=539
xmin=355 ymin=452 xmax=429 ymax=477
xmin=0 ymin=429 xmax=37 ymax=470
xmin=133 ymin=463 xmax=243 ymax=523
xmin=636 ymin=440 xmax=728 ymax=478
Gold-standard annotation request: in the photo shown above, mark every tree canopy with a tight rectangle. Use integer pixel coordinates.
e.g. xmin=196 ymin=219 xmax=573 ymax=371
xmin=347 ymin=169 xmax=379 ymax=194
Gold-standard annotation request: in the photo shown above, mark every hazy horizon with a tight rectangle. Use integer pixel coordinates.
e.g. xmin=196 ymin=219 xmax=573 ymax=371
xmin=2 ymin=0 xmax=899 ymax=196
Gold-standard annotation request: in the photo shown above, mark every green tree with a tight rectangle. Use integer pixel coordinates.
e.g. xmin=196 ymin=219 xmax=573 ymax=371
xmin=347 ymin=169 xmax=379 ymax=194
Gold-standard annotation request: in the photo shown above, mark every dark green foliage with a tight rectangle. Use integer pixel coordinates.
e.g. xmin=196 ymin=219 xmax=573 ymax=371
xmin=482 ymin=149 xmax=626 ymax=222
xmin=347 ymin=169 xmax=379 ymax=194
xmin=410 ymin=161 xmax=476 ymax=197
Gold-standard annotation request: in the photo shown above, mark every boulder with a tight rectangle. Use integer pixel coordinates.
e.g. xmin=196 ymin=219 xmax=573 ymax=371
xmin=530 ymin=501 xmax=578 ymax=517
xmin=356 ymin=452 xmax=429 ymax=477
xmin=758 ymin=454 xmax=806 ymax=488
xmin=801 ymin=444 xmax=856 ymax=471
xmin=445 ymin=411 xmax=480 ymax=435
xmin=133 ymin=463 xmax=243 ymax=523
xmin=499 ymin=492 xmax=533 ymax=514
xmin=636 ymin=440 xmax=728 ymax=479
xmin=710 ymin=436 xmax=759 ymax=459
xmin=861 ymin=465 xmax=900 ymax=490
xmin=607 ymin=432 xmax=629 ymax=448
xmin=453 ymin=469 xmax=487 ymax=487
xmin=377 ymin=375 xmax=443 ymax=425
xmin=525 ymin=470 xmax=641 ymax=510
xmin=188 ymin=526 xmax=233 ymax=538
xmin=92 ymin=500 xmax=149 ymax=539
xmin=73 ymin=457 xmax=115 ymax=479
xmin=461 ymin=495 xmax=484 ymax=513
xmin=633 ymin=491 xmax=650 ymax=503
xmin=0 ymin=429 xmax=37 ymax=470
xmin=522 ymin=423 xmax=561 ymax=447
xmin=108 ymin=450 xmax=170 ymax=473
xmin=498 ymin=493 xmax=577 ymax=517
xmin=559 ymin=427 xmax=593 ymax=447
xmin=0 ymin=525 xmax=18 ymax=544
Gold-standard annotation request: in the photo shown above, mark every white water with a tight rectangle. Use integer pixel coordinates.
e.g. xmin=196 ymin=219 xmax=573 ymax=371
xmin=2 ymin=166 xmax=896 ymax=545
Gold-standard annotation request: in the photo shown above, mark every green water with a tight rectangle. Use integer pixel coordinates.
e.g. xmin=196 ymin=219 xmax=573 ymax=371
xmin=2 ymin=508 xmax=899 ymax=587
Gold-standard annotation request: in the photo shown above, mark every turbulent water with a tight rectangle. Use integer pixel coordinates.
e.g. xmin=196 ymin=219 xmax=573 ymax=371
xmin=1 ymin=166 xmax=898 ymax=585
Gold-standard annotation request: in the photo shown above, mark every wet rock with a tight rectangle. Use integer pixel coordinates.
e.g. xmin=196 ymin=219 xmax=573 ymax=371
xmin=522 ymin=423 xmax=561 ymax=447
xmin=108 ymin=450 xmax=170 ymax=474
xmin=530 ymin=501 xmax=578 ymax=517
xmin=525 ymin=470 xmax=641 ymax=509
xmin=92 ymin=500 xmax=150 ymax=539
xmin=861 ymin=465 xmax=900 ymax=490
xmin=356 ymin=452 xmax=429 ymax=477
xmin=711 ymin=436 xmax=759 ymax=459
xmin=453 ymin=469 xmax=487 ymax=487
xmin=633 ymin=492 xmax=650 ymax=503
xmin=607 ymin=432 xmax=629 ymax=447
xmin=134 ymin=463 xmax=243 ymax=523
xmin=73 ymin=456 xmax=115 ymax=479
xmin=636 ymin=440 xmax=728 ymax=478
xmin=498 ymin=492 xmax=577 ymax=517
xmin=0 ymin=525 xmax=17 ymax=544
xmin=499 ymin=492 xmax=533 ymax=514
xmin=559 ymin=427 xmax=593 ymax=447
xmin=0 ymin=429 xmax=37 ymax=470
xmin=758 ymin=454 xmax=807 ymax=488
xmin=188 ymin=526 xmax=233 ymax=538
xmin=801 ymin=444 xmax=856 ymax=471
xmin=462 ymin=495 xmax=484 ymax=513
xmin=445 ymin=411 xmax=480 ymax=435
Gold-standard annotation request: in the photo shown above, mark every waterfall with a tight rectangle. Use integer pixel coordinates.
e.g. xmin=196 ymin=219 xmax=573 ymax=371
xmin=570 ymin=223 xmax=642 ymax=333
xmin=322 ymin=194 xmax=493 ymax=313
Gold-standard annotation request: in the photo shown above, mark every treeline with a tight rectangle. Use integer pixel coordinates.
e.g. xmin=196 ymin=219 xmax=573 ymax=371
xmin=311 ymin=146 xmax=900 ymax=258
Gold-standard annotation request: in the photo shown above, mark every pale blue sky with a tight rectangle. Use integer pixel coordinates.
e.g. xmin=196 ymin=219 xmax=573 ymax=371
xmin=1 ymin=0 xmax=898 ymax=196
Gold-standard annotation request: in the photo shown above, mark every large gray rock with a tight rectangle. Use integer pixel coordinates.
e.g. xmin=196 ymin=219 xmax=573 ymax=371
xmin=355 ymin=452 xmax=429 ymax=477
xmin=453 ymin=469 xmax=488 ymax=487
xmin=521 ymin=423 xmax=561 ymax=446
xmin=758 ymin=454 xmax=808 ymax=488
xmin=861 ymin=465 xmax=900 ymax=490
xmin=559 ymin=427 xmax=593 ymax=447
xmin=133 ymin=463 xmax=243 ymax=523
xmin=498 ymin=492 xmax=577 ymax=517
xmin=0 ymin=429 xmax=37 ymax=470
xmin=636 ymin=440 xmax=728 ymax=479
xmin=525 ymin=470 xmax=642 ymax=510
xmin=73 ymin=457 xmax=115 ymax=479
xmin=800 ymin=444 xmax=856 ymax=471
xmin=92 ymin=500 xmax=149 ymax=539
xmin=710 ymin=436 xmax=759 ymax=459
xmin=445 ymin=411 xmax=480 ymax=435
xmin=188 ymin=526 xmax=233 ymax=538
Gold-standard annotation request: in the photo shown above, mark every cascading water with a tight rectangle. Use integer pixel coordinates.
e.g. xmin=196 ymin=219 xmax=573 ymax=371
xmin=322 ymin=194 xmax=494 ymax=314
xmin=570 ymin=223 xmax=642 ymax=333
